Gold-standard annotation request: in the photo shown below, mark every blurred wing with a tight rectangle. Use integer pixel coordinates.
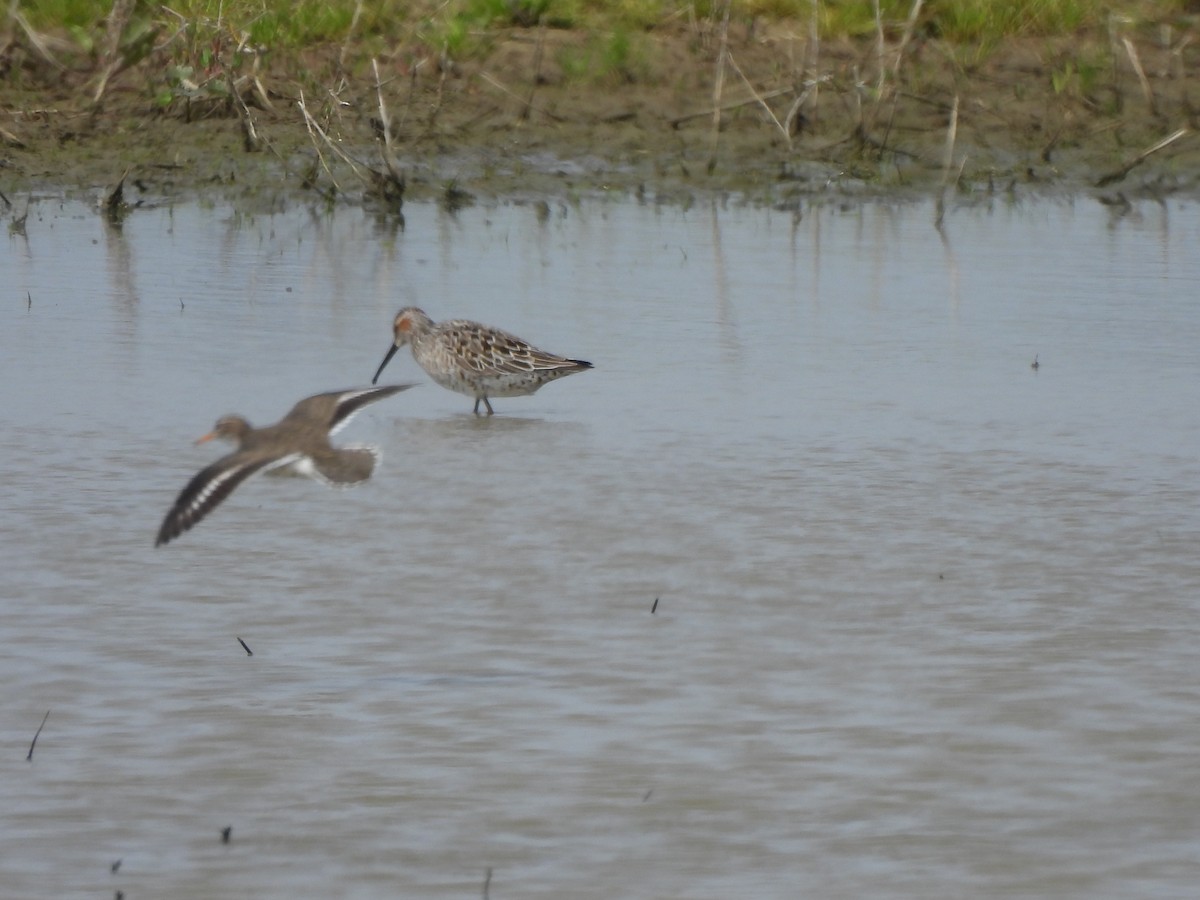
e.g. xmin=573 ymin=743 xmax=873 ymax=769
xmin=155 ymin=452 xmax=296 ymax=546
xmin=328 ymin=384 xmax=415 ymax=436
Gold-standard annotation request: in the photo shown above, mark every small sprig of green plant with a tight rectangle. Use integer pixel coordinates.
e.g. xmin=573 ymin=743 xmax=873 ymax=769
xmin=1050 ymin=51 xmax=1106 ymax=99
xmin=558 ymin=28 xmax=651 ymax=83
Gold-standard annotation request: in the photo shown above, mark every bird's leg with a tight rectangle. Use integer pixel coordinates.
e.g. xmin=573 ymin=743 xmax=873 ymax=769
xmin=482 ymin=396 xmax=494 ymax=416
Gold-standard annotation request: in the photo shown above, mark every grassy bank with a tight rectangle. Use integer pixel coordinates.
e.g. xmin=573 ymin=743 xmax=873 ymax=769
xmin=3 ymin=1 xmax=1198 ymax=204
xmin=23 ymin=1 xmax=1191 ymax=47
xmin=18 ymin=1 xmax=1194 ymax=84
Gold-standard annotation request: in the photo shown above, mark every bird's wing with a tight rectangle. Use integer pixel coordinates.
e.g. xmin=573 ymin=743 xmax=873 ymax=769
xmin=445 ymin=325 xmax=577 ymax=376
xmin=155 ymin=451 xmax=299 ymax=546
xmin=327 ymin=384 xmax=415 ymax=436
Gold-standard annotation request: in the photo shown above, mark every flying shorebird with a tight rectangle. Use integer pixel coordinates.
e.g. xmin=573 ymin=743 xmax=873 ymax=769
xmin=155 ymin=385 xmax=413 ymax=546
xmin=371 ymin=307 xmax=592 ymax=415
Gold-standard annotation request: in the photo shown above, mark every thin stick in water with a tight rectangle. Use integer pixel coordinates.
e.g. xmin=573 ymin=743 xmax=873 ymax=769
xmin=27 ymin=710 xmax=50 ymax=761
xmin=934 ymin=95 xmax=959 ymax=230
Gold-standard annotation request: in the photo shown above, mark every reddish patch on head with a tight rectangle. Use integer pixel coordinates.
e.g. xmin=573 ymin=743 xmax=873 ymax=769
xmin=396 ymin=313 xmax=413 ymax=334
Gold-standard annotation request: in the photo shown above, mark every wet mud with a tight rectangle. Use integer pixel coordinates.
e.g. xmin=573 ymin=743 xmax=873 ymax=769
xmin=2 ymin=22 xmax=1198 ymax=208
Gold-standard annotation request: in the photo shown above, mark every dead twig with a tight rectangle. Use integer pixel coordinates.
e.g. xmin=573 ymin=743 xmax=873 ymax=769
xmin=105 ymin=167 xmax=131 ymax=225
xmin=892 ymin=0 xmax=925 ymax=79
xmin=1121 ymin=37 xmax=1157 ymax=114
xmin=1094 ymin=126 xmax=1189 ymax=187
xmin=296 ymin=90 xmax=366 ymax=193
xmin=8 ymin=1 xmax=67 ymax=70
xmin=669 ymin=87 xmax=792 ymax=127
xmin=934 ymin=95 xmax=959 ymax=230
xmin=338 ymin=0 xmax=364 ymax=72
xmin=941 ymin=94 xmax=959 ymax=181
xmin=0 ymin=124 xmax=23 ymax=148
xmin=872 ymin=0 xmax=885 ymax=93
xmin=372 ymin=58 xmax=396 ymax=163
xmin=807 ymin=0 xmax=820 ymax=128
xmin=370 ymin=58 xmax=405 ymax=210
xmin=226 ymin=65 xmax=261 ymax=152
xmin=26 ymin=710 xmax=50 ymax=761
xmin=477 ymin=70 xmax=567 ymax=123
xmin=521 ymin=24 xmax=547 ymax=121
xmin=724 ymin=51 xmax=790 ymax=145
xmin=93 ymin=0 xmax=140 ymax=106
xmin=708 ymin=0 xmax=731 ymax=172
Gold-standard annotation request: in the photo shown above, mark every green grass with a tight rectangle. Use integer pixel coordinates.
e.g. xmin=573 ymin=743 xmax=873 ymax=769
xmin=20 ymin=0 xmax=1193 ymax=57
xmin=559 ymin=27 xmax=652 ymax=83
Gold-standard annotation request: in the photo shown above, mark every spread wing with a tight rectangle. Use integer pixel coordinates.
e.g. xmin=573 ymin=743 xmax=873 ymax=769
xmin=155 ymin=452 xmax=297 ymax=546
xmin=327 ymin=384 xmax=416 ymax=436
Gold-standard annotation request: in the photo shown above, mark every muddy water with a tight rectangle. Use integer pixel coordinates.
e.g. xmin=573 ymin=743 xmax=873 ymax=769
xmin=3 ymin=192 xmax=1199 ymax=898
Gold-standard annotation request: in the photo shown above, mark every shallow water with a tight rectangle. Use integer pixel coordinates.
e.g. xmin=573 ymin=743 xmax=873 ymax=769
xmin=3 ymin=192 xmax=1200 ymax=898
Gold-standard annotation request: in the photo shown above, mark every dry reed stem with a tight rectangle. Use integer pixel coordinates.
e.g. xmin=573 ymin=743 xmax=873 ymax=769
xmin=0 ymin=123 xmax=25 ymax=148
xmin=808 ymin=0 xmax=820 ymax=127
xmin=156 ymin=4 xmax=188 ymax=48
xmin=297 ymin=91 xmax=353 ymax=192
xmin=93 ymin=0 xmax=137 ymax=104
xmin=709 ymin=0 xmax=731 ymax=170
xmin=671 ymin=88 xmax=791 ymax=126
xmin=1094 ymin=126 xmax=1189 ymax=186
xmin=873 ymin=0 xmax=885 ymax=93
xmin=477 ymin=71 xmax=566 ymax=122
xmin=941 ymin=94 xmax=959 ymax=181
xmin=521 ymin=24 xmax=546 ymax=121
xmin=7 ymin=1 xmax=65 ymax=70
xmin=724 ymin=51 xmax=790 ymax=145
xmin=1121 ymin=37 xmax=1156 ymax=114
xmin=372 ymin=58 xmax=394 ymax=156
xmin=893 ymin=0 xmax=925 ymax=79
xmin=338 ymin=0 xmax=363 ymax=71
xmin=419 ymin=50 xmax=450 ymax=135
xmin=934 ymin=94 xmax=958 ymax=229
xmin=372 ymin=57 xmax=405 ymax=194
xmin=853 ymin=65 xmax=865 ymax=139
xmin=226 ymin=64 xmax=260 ymax=151
xmin=104 ymin=166 xmax=130 ymax=223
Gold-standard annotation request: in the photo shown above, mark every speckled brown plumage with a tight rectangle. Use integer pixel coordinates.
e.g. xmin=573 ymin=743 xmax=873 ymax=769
xmin=372 ymin=307 xmax=592 ymax=415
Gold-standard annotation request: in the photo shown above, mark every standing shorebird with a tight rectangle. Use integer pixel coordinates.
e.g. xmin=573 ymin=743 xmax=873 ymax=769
xmin=155 ymin=385 xmax=414 ymax=546
xmin=371 ymin=307 xmax=592 ymax=415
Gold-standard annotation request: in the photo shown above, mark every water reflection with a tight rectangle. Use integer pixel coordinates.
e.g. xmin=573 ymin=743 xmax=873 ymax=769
xmin=3 ymin=193 xmax=1200 ymax=898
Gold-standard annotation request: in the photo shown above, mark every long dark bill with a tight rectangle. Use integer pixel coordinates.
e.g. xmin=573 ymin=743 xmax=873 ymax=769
xmin=372 ymin=344 xmax=400 ymax=385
